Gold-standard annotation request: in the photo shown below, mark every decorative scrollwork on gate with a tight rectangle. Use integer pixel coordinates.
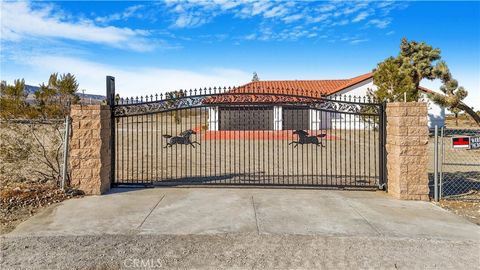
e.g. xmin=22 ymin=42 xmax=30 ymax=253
xmin=113 ymin=96 xmax=206 ymax=117
xmin=312 ymin=99 xmax=380 ymax=115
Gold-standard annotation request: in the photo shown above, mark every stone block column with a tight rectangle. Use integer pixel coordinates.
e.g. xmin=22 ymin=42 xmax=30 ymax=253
xmin=69 ymin=105 xmax=112 ymax=195
xmin=386 ymin=102 xmax=429 ymax=201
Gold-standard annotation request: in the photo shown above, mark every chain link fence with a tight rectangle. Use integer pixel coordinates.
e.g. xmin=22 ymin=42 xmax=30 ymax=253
xmin=429 ymin=127 xmax=480 ymax=201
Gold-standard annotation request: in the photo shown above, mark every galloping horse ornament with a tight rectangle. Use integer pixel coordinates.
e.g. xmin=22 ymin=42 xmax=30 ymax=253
xmin=289 ymin=130 xmax=326 ymax=148
xmin=162 ymin=129 xmax=200 ymax=148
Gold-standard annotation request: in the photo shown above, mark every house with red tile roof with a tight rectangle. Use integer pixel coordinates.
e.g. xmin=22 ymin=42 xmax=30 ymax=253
xmin=204 ymin=73 xmax=444 ymax=131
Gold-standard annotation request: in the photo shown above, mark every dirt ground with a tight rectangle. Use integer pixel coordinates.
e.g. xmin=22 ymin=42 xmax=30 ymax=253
xmin=0 ymin=122 xmax=83 ymax=235
xmin=1 ymin=234 xmax=478 ymax=269
xmin=0 ymin=183 xmax=82 ymax=234
xmin=436 ymin=192 xmax=480 ymax=225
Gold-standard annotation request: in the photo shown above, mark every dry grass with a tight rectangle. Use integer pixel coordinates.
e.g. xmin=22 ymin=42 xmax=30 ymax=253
xmin=445 ymin=114 xmax=480 ymax=128
xmin=437 ymin=192 xmax=480 ymax=225
xmin=0 ymin=121 xmax=77 ymax=234
xmin=0 ymin=122 xmax=64 ymax=186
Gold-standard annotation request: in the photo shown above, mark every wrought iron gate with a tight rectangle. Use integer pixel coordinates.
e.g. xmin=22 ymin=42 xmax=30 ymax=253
xmin=108 ymin=78 xmax=386 ymax=189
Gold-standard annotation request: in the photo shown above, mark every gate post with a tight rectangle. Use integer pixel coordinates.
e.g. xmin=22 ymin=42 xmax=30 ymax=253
xmin=68 ymin=77 xmax=114 ymax=195
xmin=69 ymin=105 xmax=112 ymax=195
xmin=385 ymin=102 xmax=429 ymax=200
xmin=106 ymin=76 xmax=115 ymax=188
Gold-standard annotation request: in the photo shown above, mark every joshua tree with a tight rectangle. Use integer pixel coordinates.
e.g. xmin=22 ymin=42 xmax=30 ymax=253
xmin=371 ymin=38 xmax=479 ymax=126
xmin=251 ymin=72 xmax=260 ymax=82
xmin=369 ymin=57 xmax=415 ymax=102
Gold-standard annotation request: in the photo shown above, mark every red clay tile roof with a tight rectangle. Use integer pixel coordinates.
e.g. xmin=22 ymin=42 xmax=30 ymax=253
xmin=203 ymin=73 xmax=436 ymax=104
xmin=203 ymin=73 xmax=373 ymax=104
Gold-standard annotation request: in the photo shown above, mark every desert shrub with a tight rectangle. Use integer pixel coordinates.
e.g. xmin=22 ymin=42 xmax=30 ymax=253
xmin=0 ymin=121 xmax=65 ymax=186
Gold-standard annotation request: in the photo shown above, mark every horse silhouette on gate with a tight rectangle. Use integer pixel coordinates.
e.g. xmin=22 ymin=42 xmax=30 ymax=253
xmin=162 ymin=129 xmax=200 ymax=148
xmin=289 ymin=130 xmax=326 ymax=148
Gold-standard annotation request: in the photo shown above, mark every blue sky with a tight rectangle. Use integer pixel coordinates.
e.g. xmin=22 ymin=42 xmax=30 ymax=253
xmin=1 ymin=1 xmax=479 ymax=108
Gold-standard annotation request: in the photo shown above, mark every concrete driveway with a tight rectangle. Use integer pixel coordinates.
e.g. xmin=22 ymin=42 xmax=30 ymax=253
xmin=7 ymin=187 xmax=479 ymax=240
xmin=3 ymin=188 xmax=480 ymax=269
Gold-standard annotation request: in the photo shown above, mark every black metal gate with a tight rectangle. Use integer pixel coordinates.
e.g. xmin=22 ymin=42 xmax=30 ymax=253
xmin=108 ymin=79 xmax=386 ymax=189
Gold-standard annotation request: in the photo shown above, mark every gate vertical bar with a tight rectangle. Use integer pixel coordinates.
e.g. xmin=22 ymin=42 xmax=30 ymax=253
xmin=378 ymin=102 xmax=386 ymax=189
xmin=434 ymin=125 xmax=439 ymax=202
xmin=106 ymin=76 xmax=116 ymax=187
xmin=439 ymin=126 xmax=444 ymax=200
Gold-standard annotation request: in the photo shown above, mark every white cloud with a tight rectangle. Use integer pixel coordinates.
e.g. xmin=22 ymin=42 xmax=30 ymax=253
xmin=15 ymin=55 xmax=251 ymax=96
xmin=157 ymin=1 xmax=405 ymax=43
xmin=352 ymin=11 xmax=370 ymax=22
xmin=332 ymin=20 xmax=349 ymax=26
xmin=282 ymin=14 xmax=303 ymax=23
xmin=95 ymin=5 xmax=145 ymax=23
xmin=174 ymin=13 xmax=209 ymax=28
xmin=250 ymin=2 xmax=273 ymax=16
xmin=263 ymin=5 xmax=288 ymax=18
xmin=244 ymin=33 xmax=257 ymax=40
xmin=368 ymin=19 xmax=391 ymax=29
xmin=350 ymin=39 xmax=369 ymax=44
xmin=0 ymin=2 xmax=153 ymax=52
xmin=317 ymin=4 xmax=336 ymax=13
xmin=306 ymin=14 xmax=330 ymax=23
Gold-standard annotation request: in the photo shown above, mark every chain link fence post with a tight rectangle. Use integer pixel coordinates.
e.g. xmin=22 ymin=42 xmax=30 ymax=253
xmin=434 ymin=125 xmax=439 ymax=202
xmin=61 ymin=115 xmax=70 ymax=190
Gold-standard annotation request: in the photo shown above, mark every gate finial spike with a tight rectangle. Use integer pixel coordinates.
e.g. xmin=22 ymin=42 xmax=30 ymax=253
xmin=146 ymin=95 xmax=149 ymax=102
xmin=155 ymin=93 xmax=158 ymax=101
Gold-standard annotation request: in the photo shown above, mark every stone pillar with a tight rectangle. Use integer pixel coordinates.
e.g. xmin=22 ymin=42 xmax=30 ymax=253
xmin=69 ymin=105 xmax=111 ymax=195
xmin=386 ymin=102 xmax=429 ymax=201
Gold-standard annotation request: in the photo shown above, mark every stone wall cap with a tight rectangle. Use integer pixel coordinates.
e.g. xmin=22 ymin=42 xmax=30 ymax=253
xmin=387 ymin=102 xmax=427 ymax=107
xmin=71 ymin=104 xmax=110 ymax=110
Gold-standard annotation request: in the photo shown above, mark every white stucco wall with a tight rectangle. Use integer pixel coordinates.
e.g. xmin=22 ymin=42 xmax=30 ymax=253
xmin=334 ymin=78 xmax=373 ymax=98
xmin=208 ymin=107 xmax=219 ymax=131
xmin=309 ymin=78 xmax=445 ymax=130
xmin=419 ymin=93 xmax=445 ymax=128
xmin=274 ymin=106 xmax=283 ymax=130
xmin=311 ymin=79 xmax=375 ymax=130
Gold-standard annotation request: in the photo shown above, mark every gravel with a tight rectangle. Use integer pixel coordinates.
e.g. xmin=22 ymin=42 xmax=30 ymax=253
xmin=1 ymin=234 xmax=479 ymax=269
xmin=0 ymin=183 xmax=83 ymax=234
